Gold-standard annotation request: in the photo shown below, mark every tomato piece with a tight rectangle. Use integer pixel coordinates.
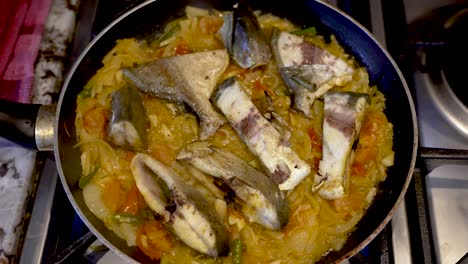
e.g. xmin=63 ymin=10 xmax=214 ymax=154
xmin=136 ymin=220 xmax=174 ymax=260
xmin=101 ymin=178 xmax=122 ymax=214
xmin=120 ymin=184 xmax=143 ymax=215
xmin=312 ymin=157 xmax=321 ymax=171
xmin=359 ymin=110 xmax=387 ymax=148
xmin=174 ymin=42 xmax=189 ymax=55
xmin=351 ymin=161 xmax=367 ymax=176
xmin=307 ymin=127 xmax=322 ymax=153
xmin=351 ymin=110 xmax=391 ymax=178
xmin=83 ymin=106 xmax=108 ymax=138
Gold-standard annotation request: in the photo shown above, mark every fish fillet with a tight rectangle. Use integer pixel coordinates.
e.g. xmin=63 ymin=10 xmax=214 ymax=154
xmin=177 ymin=142 xmax=289 ymax=230
xmin=213 ymin=77 xmax=311 ymax=191
xmin=122 ymin=49 xmax=229 ymax=139
xmin=313 ymin=91 xmax=369 ymax=199
xmin=271 ymin=29 xmax=354 ymax=117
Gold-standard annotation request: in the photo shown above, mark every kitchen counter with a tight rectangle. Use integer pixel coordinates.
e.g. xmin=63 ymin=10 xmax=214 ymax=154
xmin=0 ymin=140 xmax=36 ymax=263
xmin=0 ymin=0 xmax=78 ymax=262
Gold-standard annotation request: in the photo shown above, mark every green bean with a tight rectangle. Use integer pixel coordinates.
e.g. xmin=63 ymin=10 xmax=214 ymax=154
xmin=157 ymin=20 xmax=181 ymax=44
xmin=232 ymin=238 xmax=243 ymax=264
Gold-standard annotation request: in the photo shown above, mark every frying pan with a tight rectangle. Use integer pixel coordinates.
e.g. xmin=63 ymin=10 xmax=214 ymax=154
xmin=0 ymin=0 xmax=418 ymax=262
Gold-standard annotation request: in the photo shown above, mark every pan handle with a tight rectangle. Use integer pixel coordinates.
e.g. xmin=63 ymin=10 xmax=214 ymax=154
xmin=0 ymin=98 xmax=55 ymax=151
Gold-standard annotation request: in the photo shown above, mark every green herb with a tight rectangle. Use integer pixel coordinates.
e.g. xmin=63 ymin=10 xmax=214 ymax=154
xmin=232 ymin=239 xmax=243 ymax=264
xmin=78 ymin=88 xmax=92 ymax=98
xmin=79 ymin=167 xmax=99 ymax=189
xmin=112 ymin=213 xmax=143 ymax=224
xmin=291 ymin=26 xmax=317 ymax=36
xmin=158 ymin=22 xmax=181 ymax=44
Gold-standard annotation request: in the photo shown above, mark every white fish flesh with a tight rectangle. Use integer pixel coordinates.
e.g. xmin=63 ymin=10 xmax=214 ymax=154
xmin=122 ymin=49 xmax=229 ymax=139
xmin=313 ymin=91 xmax=369 ymax=199
xmin=271 ymin=29 xmax=354 ymax=117
xmin=213 ymin=77 xmax=311 ymax=191
xmin=177 ymin=142 xmax=290 ymax=230
xmin=131 ymin=154 xmax=228 ymax=256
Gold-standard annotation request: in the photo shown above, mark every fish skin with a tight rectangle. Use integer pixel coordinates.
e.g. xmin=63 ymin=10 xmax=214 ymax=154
xmin=313 ymin=91 xmax=369 ymax=199
xmin=122 ymin=49 xmax=229 ymax=139
xmin=131 ymin=154 xmax=229 ymax=257
xmin=217 ymin=11 xmax=234 ymax=54
xmin=271 ymin=29 xmax=354 ymax=117
xmin=177 ymin=141 xmax=290 ymax=230
xmin=108 ymin=86 xmax=147 ymax=150
xmin=213 ymin=77 xmax=311 ymax=191
xmin=218 ymin=0 xmax=271 ymax=68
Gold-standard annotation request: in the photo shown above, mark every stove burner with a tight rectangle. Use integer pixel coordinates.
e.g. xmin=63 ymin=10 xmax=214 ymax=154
xmin=443 ymin=8 xmax=468 ymax=107
xmin=407 ymin=4 xmax=468 ymax=140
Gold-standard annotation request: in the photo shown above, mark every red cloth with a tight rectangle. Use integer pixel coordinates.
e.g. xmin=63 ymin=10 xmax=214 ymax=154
xmin=0 ymin=0 xmax=52 ymax=103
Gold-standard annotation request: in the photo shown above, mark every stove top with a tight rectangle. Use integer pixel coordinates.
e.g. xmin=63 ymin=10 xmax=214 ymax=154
xmin=404 ymin=1 xmax=468 ymax=149
xmin=402 ymin=2 xmax=468 ymax=264
xmin=18 ymin=0 xmax=468 ymax=263
xmin=426 ymin=165 xmax=468 ymax=264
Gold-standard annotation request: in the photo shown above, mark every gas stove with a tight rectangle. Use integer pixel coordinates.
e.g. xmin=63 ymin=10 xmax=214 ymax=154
xmin=402 ymin=1 xmax=468 ymax=263
xmin=404 ymin=1 xmax=468 ymax=150
xmin=18 ymin=0 xmax=468 ymax=263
